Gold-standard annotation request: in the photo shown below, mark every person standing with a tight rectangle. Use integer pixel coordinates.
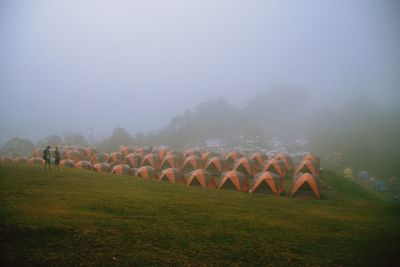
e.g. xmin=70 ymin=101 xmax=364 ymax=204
xmin=43 ymin=146 xmax=51 ymax=170
xmin=54 ymin=146 xmax=61 ymax=169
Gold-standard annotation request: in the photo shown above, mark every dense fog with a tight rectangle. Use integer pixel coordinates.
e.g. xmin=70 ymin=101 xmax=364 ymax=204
xmin=1 ymin=0 xmax=399 ymax=175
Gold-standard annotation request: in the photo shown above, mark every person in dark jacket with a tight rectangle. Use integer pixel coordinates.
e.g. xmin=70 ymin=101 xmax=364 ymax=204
xmin=54 ymin=146 xmax=61 ymax=169
xmin=43 ymin=146 xmax=51 ymax=170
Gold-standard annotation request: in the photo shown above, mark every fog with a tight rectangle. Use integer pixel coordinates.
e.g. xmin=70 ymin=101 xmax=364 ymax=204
xmin=1 ymin=0 xmax=399 ymax=143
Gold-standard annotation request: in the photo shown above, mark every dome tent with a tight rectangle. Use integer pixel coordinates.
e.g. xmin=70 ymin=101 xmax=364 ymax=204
xmin=124 ymin=153 xmax=143 ymax=168
xmin=159 ymin=168 xmax=186 ymax=184
xmin=250 ymin=151 xmax=267 ymax=169
xmin=141 ymin=154 xmax=161 ymax=170
xmin=111 ymin=164 xmax=132 ymax=175
xmin=182 ymin=155 xmax=203 ymax=173
xmin=343 ymin=167 xmax=354 ymax=178
xmin=205 ymin=156 xmax=227 ymax=176
xmin=28 ymin=157 xmax=45 ymax=165
xmin=291 ymin=173 xmax=321 ymax=199
xmin=201 ymin=151 xmax=220 ymax=161
xmin=274 ymin=153 xmax=293 ymax=171
xmin=263 ymin=159 xmax=287 ymax=178
xmin=90 ymin=153 xmax=110 ymax=165
xmin=108 ymin=152 xmax=125 ymax=164
xmin=251 ymin=171 xmax=282 ymax=196
xmin=160 ymin=154 xmax=183 ymax=170
xmin=294 ymin=160 xmax=319 ymax=176
xmin=233 ymin=158 xmax=257 ymax=177
xmin=219 ymin=170 xmax=249 ymax=193
xmin=75 ymin=160 xmax=93 ymax=170
xmin=225 ymin=150 xmax=244 ymax=166
xmin=135 ymin=166 xmax=158 ymax=180
xmin=186 ymin=169 xmax=218 ymax=189
xmin=60 ymin=159 xmax=75 ymax=168
xmin=93 ymin=163 xmax=111 ymax=172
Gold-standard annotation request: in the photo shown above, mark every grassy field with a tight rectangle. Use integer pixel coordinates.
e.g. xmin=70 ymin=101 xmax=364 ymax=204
xmin=0 ymin=163 xmax=399 ymax=266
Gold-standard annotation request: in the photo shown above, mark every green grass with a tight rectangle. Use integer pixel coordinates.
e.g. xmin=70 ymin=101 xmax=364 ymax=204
xmin=0 ymin=163 xmax=399 ymax=266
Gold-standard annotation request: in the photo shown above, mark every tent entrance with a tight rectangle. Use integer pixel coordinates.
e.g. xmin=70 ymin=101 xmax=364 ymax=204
xmin=160 ymin=176 xmax=170 ymax=182
xmin=160 ymin=162 xmax=172 ymax=170
xmin=207 ymin=164 xmax=220 ymax=175
xmin=236 ymin=165 xmax=249 ymax=176
xmin=253 ymin=180 xmax=274 ymax=195
xmin=294 ymin=182 xmax=316 ymax=198
xmin=220 ymin=179 xmax=238 ymax=192
xmin=189 ymin=178 xmax=203 ymax=188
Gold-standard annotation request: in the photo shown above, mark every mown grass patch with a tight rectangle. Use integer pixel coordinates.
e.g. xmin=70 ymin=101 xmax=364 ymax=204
xmin=0 ymin=163 xmax=399 ymax=266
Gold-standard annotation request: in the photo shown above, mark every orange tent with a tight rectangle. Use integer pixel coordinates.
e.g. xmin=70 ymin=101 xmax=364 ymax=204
xmin=250 ymin=151 xmax=267 ymax=168
xmin=263 ymin=159 xmax=287 ymax=177
xmin=75 ymin=160 xmax=92 ymax=170
xmin=159 ymin=168 xmax=186 ymax=184
xmin=108 ymin=152 xmax=125 ymax=164
xmin=120 ymin=145 xmax=135 ymax=156
xmin=124 ymin=153 xmax=143 ymax=168
xmin=93 ymin=163 xmax=111 ymax=172
xmin=274 ymin=153 xmax=293 ymax=171
xmin=291 ymin=173 xmax=321 ymax=199
xmin=30 ymin=147 xmax=43 ymax=158
xmin=233 ymin=158 xmax=257 ymax=177
xmin=186 ymin=169 xmax=218 ymax=189
xmin=152 ymin=147 xmax=169 ymax=161
xmin=135 ymin=166 xmax=158 ymax=179
xmin=28 ymin=157 xmax=45 ymax=165
xmin=13 ymin=157 xmax=28 ymax=163
xmin=303 ymin=153 xmax=320 ymax=168
xmin=65 ymin=149 xmax=83 ymax=162
xmin=111 ymin=164 xmax=132 ymax=175
xmin=182 ymin=155 xmax=203 ymax=173
xmin=160 ymin=154 xmax=182 ymax=170
xmin=225 ymin=150 xmax=243 ymax=166
xmin=183 ymin=148 xmax=201 ymax=158
xmin=201 ymin=151 xmax=219 ymax=161
xmin=60 ymin=159 xmax=75 ymax=168
xmin=219 ymin=170 xmax=249 ymax=192
xmin=90 ymin=153 xmax=109 ymax=164
xmin=251 ymin=171 xmax=282 ymax=196
xmin=166 ymin=150 xmax=184 ymax=161
xmin=135 ymin=146 xmax=152 ymax=158
xmin=205 ymin=156 xmax=227 ymax=175
xmin=294 ymin=159 xmax=319 ymax=176
xmin=84 ymin=147 xmax=98 ymax=159
xmin=74 ymin=146 xmax=89 ymax=160
xmin=141 ymin=154 xmax=161 ymax=170
xmin=303 ymin=153 xmax=318 ymax=161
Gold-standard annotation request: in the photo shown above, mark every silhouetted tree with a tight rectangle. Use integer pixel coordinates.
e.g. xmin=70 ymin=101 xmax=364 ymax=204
xmin=1 ymin=137 xmax=34 ymax=157
xmin=36 ymin=134 xmax=63 ymax=147
xmin=98 ymin=127 xmax=135 ymax=152
xmin=63 ymin=133 xmax=89 ymax=147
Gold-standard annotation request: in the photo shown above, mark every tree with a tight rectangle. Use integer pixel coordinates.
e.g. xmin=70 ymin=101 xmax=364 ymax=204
xmin=36 ymin=134 xmax=63 ymax=147
xmin=309 ymin=95 xmax=400 ymax=177
xmin=98 ymin=127 xmax=135 ymax=152
xmin=1 ymin=137 xmax=34 ymax=157
xmin=63 ymin=133 xmax=88 ymax=147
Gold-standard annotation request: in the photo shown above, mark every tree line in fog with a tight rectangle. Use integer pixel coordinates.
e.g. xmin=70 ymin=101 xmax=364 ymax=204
xmin=2 ymin=90 xmax=399 ymax=177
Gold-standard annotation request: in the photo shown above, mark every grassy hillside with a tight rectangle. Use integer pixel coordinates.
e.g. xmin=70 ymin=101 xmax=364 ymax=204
xmin=0 ymin=163 xmax=399 ymax=266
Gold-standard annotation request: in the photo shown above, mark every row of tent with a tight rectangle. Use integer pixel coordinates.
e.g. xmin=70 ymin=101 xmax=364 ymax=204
xmin=1 ymin=145 xmax=322 ymax=199
xmin=343 ymin=168 xmax=390 ymax=192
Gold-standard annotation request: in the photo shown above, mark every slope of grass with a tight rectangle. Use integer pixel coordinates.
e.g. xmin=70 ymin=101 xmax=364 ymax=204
xmin=0 ymin=163 xmax=399 ymax=266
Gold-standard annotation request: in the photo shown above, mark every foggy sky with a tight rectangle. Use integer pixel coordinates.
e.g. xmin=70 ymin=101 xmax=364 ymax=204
xmin=1 ymin=0 xmax=399 ymax=143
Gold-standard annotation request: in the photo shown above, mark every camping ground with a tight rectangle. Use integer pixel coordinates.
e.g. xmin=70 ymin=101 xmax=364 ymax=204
xmin=0 ymin=162 xmax=399 ymax=266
